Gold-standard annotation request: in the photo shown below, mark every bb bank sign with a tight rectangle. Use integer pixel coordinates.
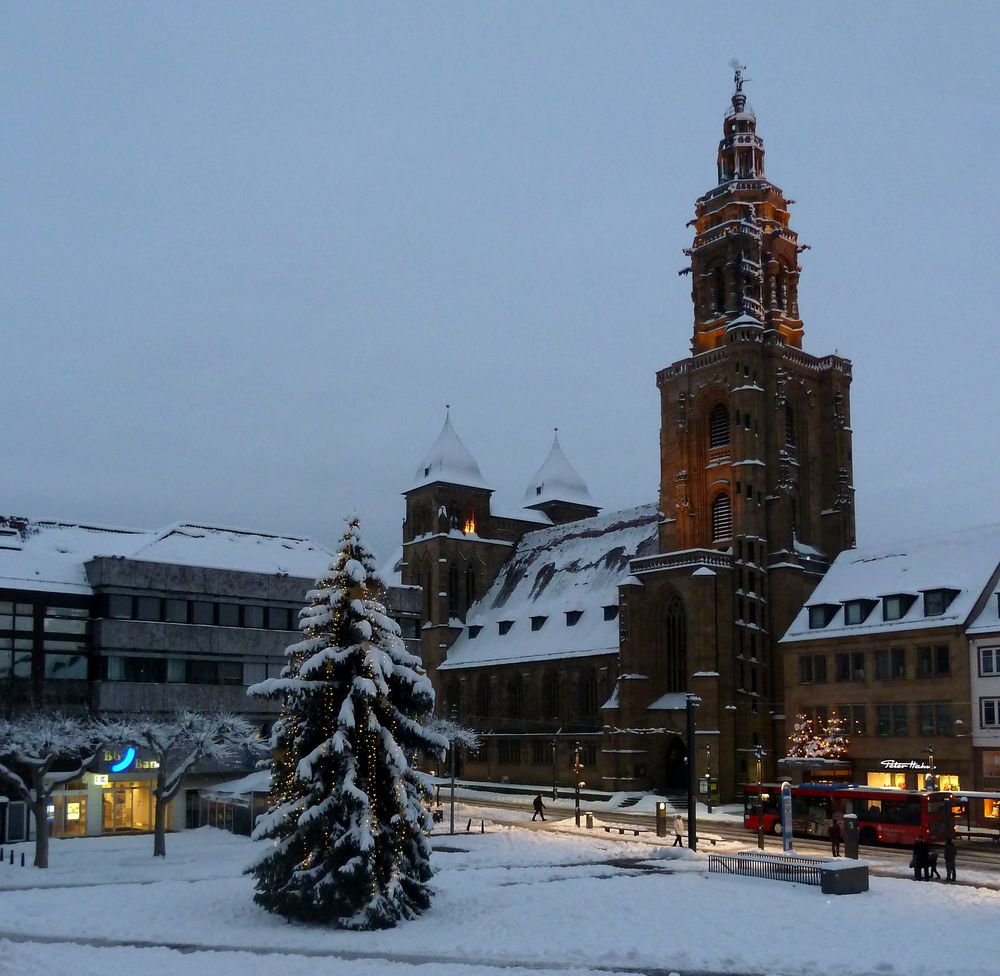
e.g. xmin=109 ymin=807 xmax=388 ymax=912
xmin=102 ymin=747 xmax=160 ymax=774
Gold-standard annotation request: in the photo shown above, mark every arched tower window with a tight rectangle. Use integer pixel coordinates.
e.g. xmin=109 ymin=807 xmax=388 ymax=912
xmin=711 ymin=492 xmax=733 ymax=542
xmin=665 ymin=597 xmax=687 ymax=694
xmin=506 ymin=674 xmax=524 ymax=720
xmin=775 ymin=270 xmax=786 ymax=310
xmin=542 ymin=671 xmax=560 ymax=719
xmin=709 ymin=403 xmax=730 ymax=448
xmin=712 ymin=268 xmax=725 ymax=314
xmin=785 ymin=404 xmax=796 ymax=448
xmin=577 ymin=669 xmax=597 ymax=720
xmin=475 ymin=677 xmax=490 ymax=720
xmin=448 ymin=564 xmax=459 ymax=619
xmin=464 ymin=568 xmax=477 ymax=609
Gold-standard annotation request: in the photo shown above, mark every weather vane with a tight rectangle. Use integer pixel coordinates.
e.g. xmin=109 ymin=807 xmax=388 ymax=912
xmin=729 ymin=58 xmax=749 ymax=93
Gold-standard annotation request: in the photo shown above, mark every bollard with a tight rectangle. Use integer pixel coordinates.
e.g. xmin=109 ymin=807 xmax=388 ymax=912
xmin=480 ymin=819 xmax=484 ymax=834
xmin=0 ymin=847 xmax=4 ymax=862
xmin=20 ymin=852 xmax=25 ymax=867
xmin=586 ymin=812 xmax=594 ymax=829
xmin=8 ymin=849 xmax=12 ymax=865
xmin=656 ymin=801 xmax=667 ymax=838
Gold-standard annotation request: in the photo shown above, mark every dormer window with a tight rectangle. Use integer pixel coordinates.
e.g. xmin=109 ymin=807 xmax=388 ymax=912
xmin=808 ymin=604 xmax=838 ymax=629
xmin=882 ymin=594 xmax=916 ymax=622
xmin=531 ymin=615 xmax=547 ymax=631
xmin=843 ymin=599 xmax=877 ymax=625
xmin=468 ymin=625 xmax=483 ymax=639
xmin=536 ymin=486 xmax=542 ymax=496
xmin=922 ymin=589 xmax=958 ymax=617
xmin=603 ymin=605 xmax=619 ymax=621
xmin=498 ymin=620 xmax=514 ymax=635
xmin=565 ymin=610 xmax=583 ymax=627
xmin=424 ymin=466 xmax=430 ymax=477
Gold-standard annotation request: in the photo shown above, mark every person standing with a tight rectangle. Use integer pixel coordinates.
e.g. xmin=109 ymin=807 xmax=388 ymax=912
xmin=912 ymin=834 xmax=929 ymax=881
xmin=531 ymin=793 xmax=546 ymax=822
xmin=944 ymin=836 xmax=957 ymax=883
xmin=673 ymin=813 xmax=685 ymax=847
xmin=829 ymin=818 xmax=843 ymax=857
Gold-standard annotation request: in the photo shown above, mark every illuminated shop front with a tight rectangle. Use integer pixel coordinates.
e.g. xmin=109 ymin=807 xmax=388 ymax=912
xmin=864 ymin=759 xmax=961 ymax=792
xmin=48 ymin=747 xmax=171 ymax=838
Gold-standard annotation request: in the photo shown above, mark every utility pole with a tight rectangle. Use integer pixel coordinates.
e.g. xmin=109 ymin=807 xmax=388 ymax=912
xmin=551 ymin=732 xmax=560 ymax=801
xmin=686 ymin=695 xmax=698 ymax=852
xmin=574 ymin=741 xmax=583 ymax=827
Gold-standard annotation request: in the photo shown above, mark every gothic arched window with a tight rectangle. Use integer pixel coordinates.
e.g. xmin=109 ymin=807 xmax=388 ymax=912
xmin=712 ymin=268 xmax=725 ymax=314
xmin=506 ymin=674 xmax=524 ymax=720
xmin=785 ymin=404 xmax=797 ymax=448
xmin=709 ymin=403 xmax=730 ymax=448
xmin=445 ymin=679 xmax=461 ymax=718
xmin=542 ymin=671 xmax=560 ymax=719
xmin=475 ymin=677 xmax=490 ymax=720
xmin=465 ymin=568 xmax=477 ymax=609
xmin=665 ymin=597 xmax=687 ymax=694
xmin=448 ymin=564 xmax=459 ymax=618
xmin=577 ymin=669 xmax=597 ymax=720
xmin=711 ymin=492 xmax=733 ymax=542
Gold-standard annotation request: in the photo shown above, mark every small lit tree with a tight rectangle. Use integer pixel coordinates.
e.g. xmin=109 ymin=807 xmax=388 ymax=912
xmin=786 ymin=713 xmax=816 ymax=758
xmin=786 ymin=713 xmax=849 ymax=760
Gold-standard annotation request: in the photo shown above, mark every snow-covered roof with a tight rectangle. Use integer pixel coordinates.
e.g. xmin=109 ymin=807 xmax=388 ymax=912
xmin=408 ymin=413 xmax=491 ymax=493
xmin=439 ymin=504 xmax=659 ymax=670
xmin=967 ymin=589 xmax=1000 ymax=636
xmin=129 ymin=523 xmax=333 ymax=578
xmin=647 ymin=692 xmax=689 ymax=711
xmin=0 ymin=519 xmax=155 ymax=594
xmin=522 ymin=432 xmax=596 ymax=510
xmin=781 ymin=523 xmax=1000 ymax=643
xmin=0 ymin=516 xmax=334 ymax=595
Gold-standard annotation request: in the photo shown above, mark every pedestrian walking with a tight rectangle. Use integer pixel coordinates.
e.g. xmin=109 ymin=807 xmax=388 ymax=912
xmin=828 ymin=818 xmax=843 ymax=857
xmin=531 ymin=793 xmax=546 ymax=822
xmin=672 ymin=813 xmax=684 ymax=847
xmin=944 ymin=836 xmax=957 ymax=883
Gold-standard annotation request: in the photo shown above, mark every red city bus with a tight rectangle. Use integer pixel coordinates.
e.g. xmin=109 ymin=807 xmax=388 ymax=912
xmin=744 ymin=783 xmax=952 ymax=846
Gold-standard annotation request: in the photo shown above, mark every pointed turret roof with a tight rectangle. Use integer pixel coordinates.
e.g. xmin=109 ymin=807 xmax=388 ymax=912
xmin=522 ymin=432 xmax=595 ymax=509
xmin=409 ymin=411 xmax=491 ymax=493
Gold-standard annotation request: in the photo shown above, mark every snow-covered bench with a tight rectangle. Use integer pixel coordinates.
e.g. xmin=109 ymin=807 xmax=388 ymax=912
xmin=602 ymin=823 xmax=650 ymax=836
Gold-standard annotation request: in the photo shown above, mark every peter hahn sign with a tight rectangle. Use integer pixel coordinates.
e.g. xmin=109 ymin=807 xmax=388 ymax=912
xmin=880 ymin=759 xmax=932 ymax=771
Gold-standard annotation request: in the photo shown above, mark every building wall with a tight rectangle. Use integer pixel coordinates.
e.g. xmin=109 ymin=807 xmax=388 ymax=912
xmin=783 ymin=626 xmax=974 ymax=792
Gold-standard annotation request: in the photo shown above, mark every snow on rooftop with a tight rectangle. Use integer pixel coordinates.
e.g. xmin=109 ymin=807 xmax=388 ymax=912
xmin=130 ymin=523 xmax=333 ymax=578
xmin=0 ymin=516 xmax=335 ymax=593
xmin=408 ymin=412 xmax=491 ymax=493
xmin=968 ymin=589 xmax=1000 ymax=636
xmin=781 ymin=523 xmax=1000 ymax=643
xmin=440 ymin=504 xmax=658 ymax=670
xmin=0 ymin=519 xmax=155 ymax=594
xmin=521 ymin=432 xmax=596 ymax=510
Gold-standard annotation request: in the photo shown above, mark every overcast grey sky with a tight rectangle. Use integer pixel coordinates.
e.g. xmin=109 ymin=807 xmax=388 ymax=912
xmin=3 ymin=3 xmax=997 ymax=566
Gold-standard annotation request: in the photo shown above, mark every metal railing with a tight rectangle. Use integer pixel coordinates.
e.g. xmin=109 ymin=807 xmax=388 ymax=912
xmin=708 ymin=852 xmax=824 ymax=886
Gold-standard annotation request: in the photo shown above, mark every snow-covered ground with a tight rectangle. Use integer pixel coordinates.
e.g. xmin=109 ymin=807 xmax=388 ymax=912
xmin=0 ymin=814 xmax=996 ymax=976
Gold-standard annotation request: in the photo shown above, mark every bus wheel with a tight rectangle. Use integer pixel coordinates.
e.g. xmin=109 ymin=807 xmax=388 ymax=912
xmin=859 ymin=827 xmax=877 ymax=846
xmin=772 ymin=821 xmax=784 ymax=836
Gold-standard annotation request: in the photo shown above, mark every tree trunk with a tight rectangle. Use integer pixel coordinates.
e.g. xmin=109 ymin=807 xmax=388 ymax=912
xmin=33 ymin=798 xmax=49 ymax=869
xmin=153 ymin=771 xmax=168 ymax=857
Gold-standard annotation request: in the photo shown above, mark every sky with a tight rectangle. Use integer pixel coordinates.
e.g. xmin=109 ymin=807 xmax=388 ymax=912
xmin=3 ymin=3 xmax=997 ymax=567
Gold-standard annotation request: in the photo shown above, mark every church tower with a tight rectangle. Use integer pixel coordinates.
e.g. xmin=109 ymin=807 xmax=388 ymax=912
xmin=608 ymin=71 xmax=856 ymax=799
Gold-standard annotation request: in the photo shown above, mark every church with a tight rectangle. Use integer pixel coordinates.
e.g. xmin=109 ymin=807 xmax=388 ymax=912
xmin=395 ymin=73 xmax=856 ymax=803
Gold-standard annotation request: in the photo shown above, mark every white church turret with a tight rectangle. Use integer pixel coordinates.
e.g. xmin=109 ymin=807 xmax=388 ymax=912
xmin=522 ymin=430 xmax=600 ymax=525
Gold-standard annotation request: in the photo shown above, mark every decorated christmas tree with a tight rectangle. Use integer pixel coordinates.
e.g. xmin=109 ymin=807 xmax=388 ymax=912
xmin=248 ymin=517 xmax=448 ymax=928
xmin=786 ymin=713 xmax=850 ymax=760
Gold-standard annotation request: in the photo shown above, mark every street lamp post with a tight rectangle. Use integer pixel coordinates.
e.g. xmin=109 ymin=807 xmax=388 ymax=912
xmin=755 ymin=744 xmax=765 ymax=851
xmin=705 ymin=743 xmax=713 ymax=815
xmin=574 ymin=741 xmax=583 ymax=827
xmin=686 ymin=695 xmax=698 ymax=852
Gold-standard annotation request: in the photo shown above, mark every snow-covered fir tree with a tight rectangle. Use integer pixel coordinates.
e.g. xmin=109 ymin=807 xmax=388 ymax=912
xmin=248 ymin=517 xmax=448 ymax=928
